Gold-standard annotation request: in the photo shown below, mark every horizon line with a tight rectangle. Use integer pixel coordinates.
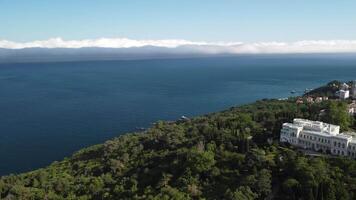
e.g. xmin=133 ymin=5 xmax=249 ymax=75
xmin=1 ymin=37 xmax=356 ymax=54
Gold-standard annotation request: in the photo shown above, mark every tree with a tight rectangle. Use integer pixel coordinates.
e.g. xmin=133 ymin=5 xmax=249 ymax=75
xmin=323 ymin=101 xmax=352 ymax=131
xmin=255 ymin=169 xmax=272 ymax=198
xmin=225 ymin=186 xmax=258 ymax=200
xmin=282 ymin=178 xmax=300 ymax=199
xmin=186 ymin=147 xmax=216 ymax=173
xmin=154 ymin=186 xmax=191 ymax=200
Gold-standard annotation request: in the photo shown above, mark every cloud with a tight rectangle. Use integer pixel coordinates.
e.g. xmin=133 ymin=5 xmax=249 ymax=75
xmin=0 ymin=38 xmax=210 ymax=49
xmin=0 ymin=37 xmax=356 ymax=54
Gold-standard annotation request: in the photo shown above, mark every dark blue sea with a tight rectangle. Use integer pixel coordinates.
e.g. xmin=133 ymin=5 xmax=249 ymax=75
xmin=1 ymin=55 xmax=356 ymax=175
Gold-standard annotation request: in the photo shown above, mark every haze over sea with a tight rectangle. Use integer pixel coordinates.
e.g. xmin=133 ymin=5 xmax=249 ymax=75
xmin=1 ymin=54 xmax=356 ymax=175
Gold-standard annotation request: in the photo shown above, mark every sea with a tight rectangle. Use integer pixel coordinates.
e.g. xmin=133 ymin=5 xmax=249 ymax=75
xmin=1 ymin=54 xmax=356 ymax=175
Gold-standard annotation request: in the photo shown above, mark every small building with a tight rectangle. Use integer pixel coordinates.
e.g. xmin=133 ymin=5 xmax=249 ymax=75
xmin=296 ymin=98 xmax=304 ymax=104
xmin=322 ymin=96 xmax=329 ymax=101
xmin=306 ymin=97 xmax=314 ymax=103
xmin=338 ymin=90 xmax=350 ymax=99
xmin=315 ymin=97 xmax=323 ymax=103
xmin=348 ymin=101 xmax=356 ymax=116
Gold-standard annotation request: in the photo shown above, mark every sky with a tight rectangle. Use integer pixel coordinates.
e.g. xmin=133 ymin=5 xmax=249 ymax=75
xmin=1 ymin=0 xmax=355 ymax=43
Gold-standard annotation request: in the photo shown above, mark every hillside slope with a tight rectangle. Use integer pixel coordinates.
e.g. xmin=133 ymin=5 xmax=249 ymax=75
xmin=1 ymin=98 xmax=356 ymax=200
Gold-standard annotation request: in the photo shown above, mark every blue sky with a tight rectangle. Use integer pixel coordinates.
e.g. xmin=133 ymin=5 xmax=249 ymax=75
xmin=1 ymin=0 xmax=355 ymax=42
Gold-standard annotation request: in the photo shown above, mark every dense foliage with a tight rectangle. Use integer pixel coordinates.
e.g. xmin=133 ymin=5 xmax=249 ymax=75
xmin=304 ymin=80 xmax=341 ymax=97
xmin=1 ymin=97 xmax=356 ymax=199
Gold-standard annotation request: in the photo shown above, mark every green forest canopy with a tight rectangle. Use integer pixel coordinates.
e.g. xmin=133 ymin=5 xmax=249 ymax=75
xmin=1 ymin=90 xmax=356 ymax=199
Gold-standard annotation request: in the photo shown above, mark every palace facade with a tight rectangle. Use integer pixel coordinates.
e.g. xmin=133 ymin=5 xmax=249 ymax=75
xmin=280 ymin=118 xmax=356 ymax=158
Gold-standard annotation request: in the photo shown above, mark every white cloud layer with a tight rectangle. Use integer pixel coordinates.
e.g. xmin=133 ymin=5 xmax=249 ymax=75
xmin=1 ymin=37 xmax=356 ymax=54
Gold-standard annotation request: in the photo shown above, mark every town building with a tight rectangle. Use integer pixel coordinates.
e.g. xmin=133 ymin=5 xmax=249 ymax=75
xmin=315 ymin=97 xmax=323 ymax=103
xmin=280 ymin=118 xmax=356 ymax=158
xmin=306 ymin=97 xmax=314 ymax=103
xmin=296 ymin=97 xmax=304 ymax=104
xmin=338 ymin=90 xmax=350 ymax=99
xmin=348 ymin=101 xmax=356 ymax=116
xmin=341 ymin=83 xmax=350 ymax=90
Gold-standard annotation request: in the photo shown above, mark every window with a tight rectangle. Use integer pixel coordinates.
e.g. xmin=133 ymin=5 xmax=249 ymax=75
xmin=342 ymin=143 xmax=345 ymax=148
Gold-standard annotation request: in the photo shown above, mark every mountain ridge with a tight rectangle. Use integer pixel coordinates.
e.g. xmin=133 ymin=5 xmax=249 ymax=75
xmin=1 ymin=47 xmax=356 ymax=63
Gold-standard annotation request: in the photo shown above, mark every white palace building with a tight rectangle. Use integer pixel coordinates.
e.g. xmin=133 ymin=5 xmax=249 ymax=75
xmin=280 ymin=118 xmax=356 ymax=158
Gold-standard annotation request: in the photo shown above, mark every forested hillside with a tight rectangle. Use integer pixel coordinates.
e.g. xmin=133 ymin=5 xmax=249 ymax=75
xmin=1 ymin=97 xmax=356 ymax=200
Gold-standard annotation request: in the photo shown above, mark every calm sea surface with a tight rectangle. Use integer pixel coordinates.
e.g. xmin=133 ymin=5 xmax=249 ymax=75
xmin=1 ymin=55 xmax=356 ymax=175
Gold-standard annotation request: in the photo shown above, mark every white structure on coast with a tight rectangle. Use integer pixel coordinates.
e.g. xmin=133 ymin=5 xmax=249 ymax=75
xmin=280 ymin=118 xmax=356 ymax=158
xmin=336 ymin=81 xmax=356 ymax=99
xmin=338 ymin=90 xmax=350 ymax=99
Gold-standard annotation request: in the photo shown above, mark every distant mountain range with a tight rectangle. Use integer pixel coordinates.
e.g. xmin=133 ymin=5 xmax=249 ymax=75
xmin=1 ymin=38 xmax=356 ymax=62
xmin=0 ymin=46 xmax=231 ymax=63
xmin=1 ymin=45 xmax=356 ymax=63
